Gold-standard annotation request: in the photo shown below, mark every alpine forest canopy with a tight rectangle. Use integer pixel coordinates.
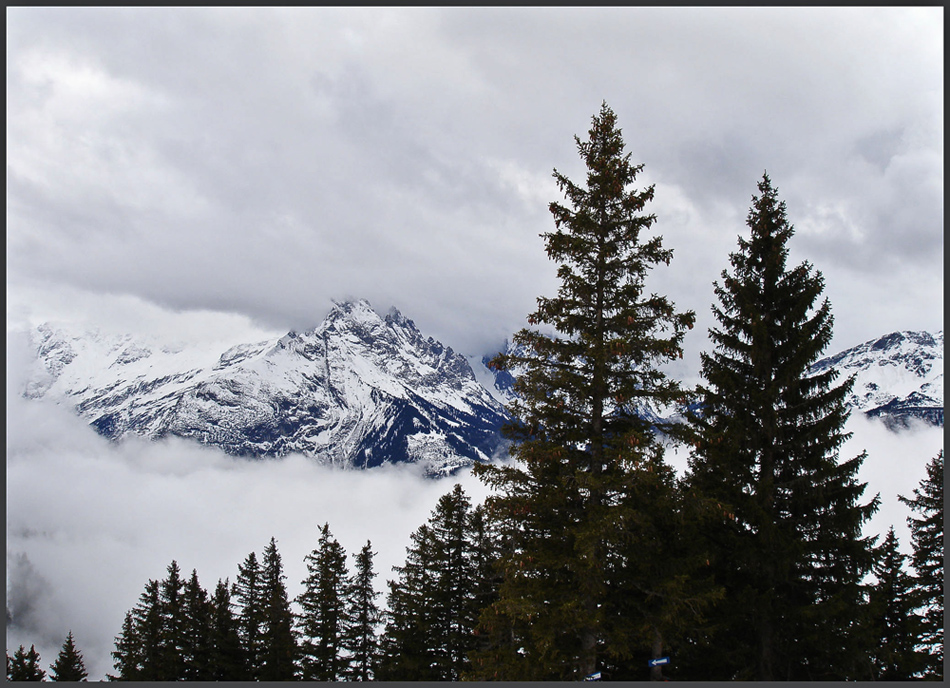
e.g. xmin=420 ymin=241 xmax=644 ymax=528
xmin=9 ymin=105 xmax=943 ymax=682
xmin=472 ymin=101 xmax=702 ymax=680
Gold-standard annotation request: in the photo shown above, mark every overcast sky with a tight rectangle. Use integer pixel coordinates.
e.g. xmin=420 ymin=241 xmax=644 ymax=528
xmin=7 ymin=7 xmax=943 ymax=366
xmin=5 ymin=7 xmax=944 ymax=679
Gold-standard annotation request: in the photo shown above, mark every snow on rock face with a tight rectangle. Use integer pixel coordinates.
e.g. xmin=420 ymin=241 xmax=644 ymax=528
xmin=809 ymin=330 xmax=943 ymax=429
xmin=477 ymin=330 xmax=944 ymax=433
xmin=22 ymin=299 xmax=511 ymax=476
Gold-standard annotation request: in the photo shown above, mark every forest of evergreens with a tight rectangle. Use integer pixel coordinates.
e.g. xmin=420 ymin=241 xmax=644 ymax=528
xmin=7 ymin=103 xmax=944 ymax=681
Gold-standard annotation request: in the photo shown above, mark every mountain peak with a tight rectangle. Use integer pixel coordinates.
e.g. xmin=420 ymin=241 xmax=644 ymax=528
xmin=810 ymin=329 xmax=943 ymax=429
xmin=23 ymin=300 xmax=511 ymax=475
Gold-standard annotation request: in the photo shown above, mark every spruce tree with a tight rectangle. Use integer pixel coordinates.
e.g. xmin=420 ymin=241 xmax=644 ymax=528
xmin=109 ymin=610 xmax=142 ymax=680
xmin=297 ymin=523 xmax=350 ymax=681
xmin=112 ymin=578 xmax=164 ymax=680
xmin=899 ymin=449 xmax=944 ymax=679
xmin=867 ymin=528 xmax=928 ymax=679
xmin=343 ymin=541 xmax=381 ymax=681
xmin=157 ymin=560 xmax=186 ymax=679
xmin=180 ymin=569 xmax=213 ymax=680
xmin=8 ymin=644 xmax=46 ymax=681
xmin=378 ymin=484 xmax=488 ymax=680
xmin=49 ymin=630 xmax=88 ymax=681
xmin=377 ymin=523 xmax=441 ymax=680
xmin=428 ymin=483 xmax=479 ymax=679
xmin=258 ymin=537 xmax=298 ymax=680
xmin=473 ymin=102 xmax=695 ymax=679
xmin=233 ymin=551 xmax=265 ymax=677
xmin=685 ymin=173 xmax=879 ymax=680
xmin=208 ymin=578 xmax=249 ymax=680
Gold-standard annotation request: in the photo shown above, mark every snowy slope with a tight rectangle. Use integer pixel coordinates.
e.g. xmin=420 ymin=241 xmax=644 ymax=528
xmin=809 ymin=330 xmax=943 ymax=429
xmin=23 ymin=300 xmax=510 ymax=475
xmin=477 ymin=331 xmax=944 ymax=431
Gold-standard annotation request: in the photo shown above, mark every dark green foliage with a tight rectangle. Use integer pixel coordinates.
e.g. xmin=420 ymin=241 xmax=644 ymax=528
xmin=601 ymin=459 xmax=723 ymax=681
xmin=258 ymin=537 xmax=298 ymax=680
xmin=109 ymin=611 xmax=140 ymax=680
xmin=8 ymin=644 xmax=47 ymax=681
xmin=297 ymin=523 xmax=350 ymax=680
xmin=378 ymin=484 xmax=489 ymax=680
xmin=899 ymin=450 xmax=944 ymax=679
xmin=208 ymin=578 xmax=248 ymax=680
xmin=342 ymin=541 xmax=382 ymax=681
xmin=109 ymin=578 xmax=163 ymax=680
xmin=179 ymin=569 xmax=213 ymax=680
xmin=378 ymin=523 xmax=440 ymax=680
xmin=156 ymin=560 xmax=186 ymax=678
xmin=684 ymin=173 xmax=880 ymax=680
xmin=109 ymin=561 xmax=211 ymax=681
xmin=867 ymin=528 xmax=929 ymax=679
xmin=473 ymin=102 xmax=696 ymax=679
xmin=232 ymin=550 xmax=265 ymax=677
xmin=49 ymin=630 xmax=88 ymax=681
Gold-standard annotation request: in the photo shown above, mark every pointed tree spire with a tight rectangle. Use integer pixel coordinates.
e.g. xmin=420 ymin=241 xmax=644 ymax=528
xmin=685 ymin=173 xmax=880 ymax=680
xmin=297 ymin=523 xmax=350 ymax=681
xmin=899 ymin=449 xmax=944 ymax=679
xmin=343 ymin=541 xmax=381 ymax=681
xmin=258 ymin=537 xmax=298 ymax=680
xmin=474 ymin=102 xmax=696 ymax=679
xmin=867 ymin=527 xmax=929 ymax=679
xmin=49 ymin=630 xmax=88 ymax=681
xmin=8 ymin=644 xmax=47 ymax=681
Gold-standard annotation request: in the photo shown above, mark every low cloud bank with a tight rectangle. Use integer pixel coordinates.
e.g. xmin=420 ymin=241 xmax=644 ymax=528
xmin=6 ymin=388 xmax=491 ymax=679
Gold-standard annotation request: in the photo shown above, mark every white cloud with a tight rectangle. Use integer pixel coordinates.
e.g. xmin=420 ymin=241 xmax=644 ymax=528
xmin=6 ymin=382 xmax=493 ymax=679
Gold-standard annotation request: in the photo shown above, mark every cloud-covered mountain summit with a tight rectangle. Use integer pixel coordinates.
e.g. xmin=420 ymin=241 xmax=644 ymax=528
xmin=23 ymin=299 xmax=510 ymax=476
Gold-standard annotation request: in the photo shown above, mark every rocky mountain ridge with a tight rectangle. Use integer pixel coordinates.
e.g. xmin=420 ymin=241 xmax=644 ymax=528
xmin=809 ymin=330 xmax=943 ymax=429
xmin=23 ymin=300 xmax=510 ymax=476
xmin=19 ymin=303 xmax=942 ymax=475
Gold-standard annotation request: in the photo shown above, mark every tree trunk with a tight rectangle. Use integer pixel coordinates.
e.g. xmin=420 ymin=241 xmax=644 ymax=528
xmin=650 ymin=628 xmax=664 ymax=681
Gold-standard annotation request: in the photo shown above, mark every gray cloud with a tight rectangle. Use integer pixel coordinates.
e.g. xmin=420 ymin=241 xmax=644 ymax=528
xmin=6 ymin=7 xmax=941 ymax=360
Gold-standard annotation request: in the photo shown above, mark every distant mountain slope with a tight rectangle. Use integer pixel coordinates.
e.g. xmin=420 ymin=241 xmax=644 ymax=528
xmin=809 ymin=330 xmax=943 ymax=429
xmin=21 ymin=311 xmax=942 ymax=478
xmin=23 ymin=300 xmax=511 ymax=476
xmin=479 ymin=331 xmax=944 ymax=431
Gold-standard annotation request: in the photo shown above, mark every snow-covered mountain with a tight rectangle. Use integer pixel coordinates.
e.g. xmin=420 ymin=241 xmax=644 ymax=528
xmin=19 ymin=310 xmax=943 ymax=478
xmin=478 ymin=331 xmax=944 ymax=431
xmin=22 ymin=300 xmax=511 ymax=476
xmin=809 ymin=330 xmax=943 ymax=429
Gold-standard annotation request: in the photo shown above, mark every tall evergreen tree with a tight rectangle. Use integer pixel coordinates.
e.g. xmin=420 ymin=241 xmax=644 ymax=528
xmin=378 ymin=523 xmax=442 ymax=680
xmin=180 ymin=569 xmax=213 ymax=680
xmin=684 ymin=173 xmax=879 ymax=680
xmin=378 ymin=484 xmax=490 ymax=680
xmin=428 ymin=484 xmax=479 ymax=679
xmin=297 ymin=523 xmax=350 ymax=681
xmin=208 ymin=578 xmax=249 ymax=680
xmin=867 ymin=527 xmax=929 ymax=679
xmin=156 ymin=560 xmax=187 ymax=679
xmin=109 ymin=610 xmax=142 ymax=680
xmin=473 ymin=102 xmax=696 ymax=679
xmin=49 ymin=630 xmax=88 ymax=681
xmin=8 ymin=644 xmax=46 ymax=681
xmin=899 ymin=449 xmax=944 ymax=679
xmin=342 ymin=541 xmax=382 ymax=681
xmin=110 ymin=578 xmax=164 ymax=680
xmin=258 ymin=537 xmax=298 ymax=680
xmin=233 ymin=550 xmax=265 ymax=678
